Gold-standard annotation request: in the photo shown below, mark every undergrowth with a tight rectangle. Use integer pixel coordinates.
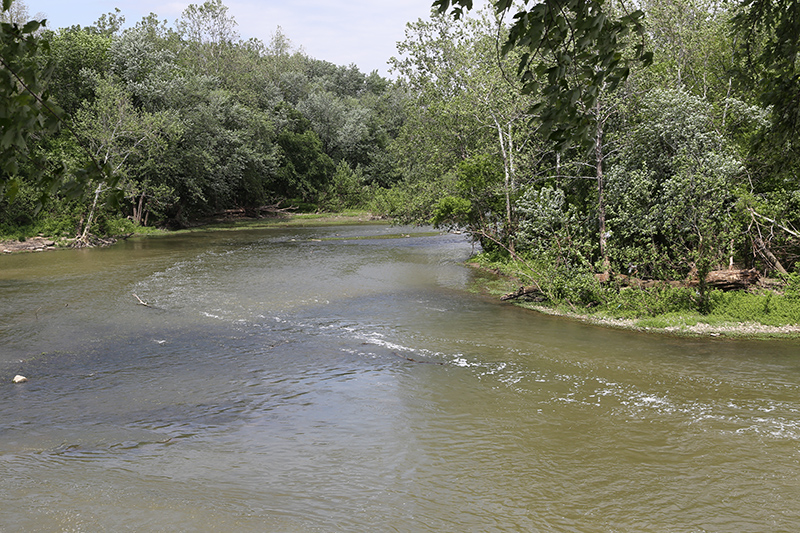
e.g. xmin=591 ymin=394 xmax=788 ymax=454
xmin=472 ymin=252 xmax=800 ymax=330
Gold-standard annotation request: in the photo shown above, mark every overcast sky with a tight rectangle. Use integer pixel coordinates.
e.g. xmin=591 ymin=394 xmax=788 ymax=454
xmin=24 ymin=0 xmax=443 ymax=77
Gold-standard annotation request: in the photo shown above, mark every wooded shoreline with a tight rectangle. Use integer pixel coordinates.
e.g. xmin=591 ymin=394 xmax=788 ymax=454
xmin=0 ymin=212 xmax=387 ymax=253
xmin=468 ymin=262 xmax=800 ymax=339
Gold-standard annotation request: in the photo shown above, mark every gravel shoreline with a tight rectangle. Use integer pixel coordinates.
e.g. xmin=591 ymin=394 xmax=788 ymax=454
xmin=1 ymin=236 xmax=64 ymax=253
xmin=515 ymin=301 xmax=800 ymax=339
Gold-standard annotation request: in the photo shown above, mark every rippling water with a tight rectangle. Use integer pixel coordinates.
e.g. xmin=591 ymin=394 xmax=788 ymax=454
xmin=2 ymin=225 xmax=800 ymax=532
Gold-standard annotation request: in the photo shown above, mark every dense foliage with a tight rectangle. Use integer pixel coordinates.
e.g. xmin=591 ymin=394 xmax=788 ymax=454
xmin=378 ymin=0 xmax=800 ymax=316
xmin=1 ymin=0 xmax=404 ymax=240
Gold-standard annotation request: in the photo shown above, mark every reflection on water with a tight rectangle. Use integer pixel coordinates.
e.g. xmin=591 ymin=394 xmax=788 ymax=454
xmin=2 ymin=225 xmax=800 ymax=532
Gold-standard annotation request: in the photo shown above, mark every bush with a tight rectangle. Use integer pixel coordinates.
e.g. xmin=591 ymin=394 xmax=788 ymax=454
xmin=783 ymin=272 xmax=800 ymax=300
xmin=105 ymin=217 xmax=140 ymax=236
xmin=35 ymin=213 xmax=79 ymax=237
xmin=603 ymin=285 xmax=697 ymax=318
xmin=707 ymin=290 xmax=800 ymax=326
xmin=496 ymin=253 xmax=605 ymax=307
xmin=319 ymin=161 xmax=365 ymax=211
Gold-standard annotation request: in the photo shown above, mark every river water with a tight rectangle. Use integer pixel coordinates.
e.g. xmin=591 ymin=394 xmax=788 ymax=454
xmin=1 ymin=225 xmax=799 ymax=532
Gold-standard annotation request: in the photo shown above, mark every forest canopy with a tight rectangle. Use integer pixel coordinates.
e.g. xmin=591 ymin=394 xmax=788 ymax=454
xmin=1 ymin=0 xmax=404 ymax=243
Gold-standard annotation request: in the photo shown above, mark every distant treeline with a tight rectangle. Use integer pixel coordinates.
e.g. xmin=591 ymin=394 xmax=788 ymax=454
xmin=1 ymin=0 xmax=405 ymax=240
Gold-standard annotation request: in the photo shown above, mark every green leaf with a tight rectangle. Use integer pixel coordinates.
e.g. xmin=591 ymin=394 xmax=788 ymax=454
xmin=1 ymin=127 xmax=16 ymax=149
xmin=21 ymin=20 xmax=41 ymax=34
xmin=5 ymin=177 xmax=19 ymax=200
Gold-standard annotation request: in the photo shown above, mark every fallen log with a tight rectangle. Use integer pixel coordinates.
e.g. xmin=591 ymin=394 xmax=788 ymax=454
xmin=600 ymin=269 xmax=760 ymax=291
xmin=214 ymin=204 xmax=298 ymax=219
xmin=605 ymin=274 xmax=683 ymax=289
xmin=501 ymin=285 xmax=546 ymax=301
xmin=502 ymin=269 xmax=761 ymax=304
xmin=688 ymin=268 xmax=760 ymax=291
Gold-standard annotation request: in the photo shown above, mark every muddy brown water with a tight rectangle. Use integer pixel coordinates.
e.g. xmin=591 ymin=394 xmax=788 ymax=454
xmin=1 ymin=225 xmax=800 ymax=532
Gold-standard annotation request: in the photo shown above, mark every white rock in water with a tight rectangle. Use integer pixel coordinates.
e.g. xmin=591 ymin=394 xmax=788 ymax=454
xmin=12 ymin=375 xmax=28 ymax=383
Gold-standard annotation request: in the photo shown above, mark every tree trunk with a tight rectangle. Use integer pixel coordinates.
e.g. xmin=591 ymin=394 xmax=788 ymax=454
xmin=134 ymin=191 xmax=146 ymax=225
xmin=747 ymin=208 xmax=791 ymax=275
xmin=595 ymin=102 xmax=610 ymax=273
xmin=752 ymin=231 xmax=788 ymax=275
xmin=78 ymin=183 xmax=104 ymax=245
xmin=494 ymin=115 xmax=514 ymax=253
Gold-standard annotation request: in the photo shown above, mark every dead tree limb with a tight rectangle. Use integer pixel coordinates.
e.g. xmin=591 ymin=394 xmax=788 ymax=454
xmin=748 ymin=208 xmax=789 ymax=275
xmin=133 ymin=293 xmax=151 ymax=307
xmin=748 ymin=207 xmax=800 ymax=239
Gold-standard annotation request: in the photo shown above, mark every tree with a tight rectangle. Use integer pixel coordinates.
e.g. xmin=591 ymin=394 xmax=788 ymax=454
xmin=161 ymin=85 xmax=279 ymax=219
xmin=297 ymin=90 xmax=347 ymax=155
xmin=176 ymin=0 xmax=240 ymax=76
xmin=604 ymin=88 xmax=742 ymax=283
xmin=1 ymin=0 xmax=112 ymax=205
xmin=45 ymin=26 xmax=112 ymax=115
xmin=432 ymin=154 xmax=508 ymax=252
xmin=274 ymin=104 xmax=335 ymax=201
xmin=0 ymin=0 xmax=39 ymax=25
xmin=433 ymin=0 xmax=651 ymax=150
xmin=729 ymin=1 xmax=800 ymax=273
xmin=733 ymin=0 xmax=800 ymax=143
xmin=71 ymin=77 xmax=176 ymax=242
xmin=391 ymin=11 xmax=539 ymax=248
xmin=640 ymin=0 xmax=733 ymax=98
xmin=91 ymin=8 xmax=125 ymax=37
xmin=0 ymin=3 xmax=58 ymax=199
xmin=109 ymin=14 xmax=182 ymax=111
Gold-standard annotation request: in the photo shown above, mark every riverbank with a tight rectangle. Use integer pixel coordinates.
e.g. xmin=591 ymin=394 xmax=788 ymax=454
xmin=468 ymin=260 xmax=800 ymax=339
xmin=513 ymin=302 xmax=800 ymax=339
xmin=1 ymin=236 xmax=67 ymax=253
xmin=172 ymin=211 xmax=387 ymax=233
xmin=0 ymin=211 xmax=387 ymax=253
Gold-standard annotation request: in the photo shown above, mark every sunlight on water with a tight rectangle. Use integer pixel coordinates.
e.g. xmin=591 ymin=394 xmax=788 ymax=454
xmin=2 ymin=225 xmax=800 ymax=532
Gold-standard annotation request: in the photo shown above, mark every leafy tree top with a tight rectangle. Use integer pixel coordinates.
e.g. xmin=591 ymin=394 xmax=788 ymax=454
xmin=433 ymin=0 xmax=652 ymax=149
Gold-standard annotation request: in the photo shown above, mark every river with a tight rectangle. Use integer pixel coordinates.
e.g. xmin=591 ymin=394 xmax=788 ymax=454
xmin=1 ymin=225 xmax=799 ymax=532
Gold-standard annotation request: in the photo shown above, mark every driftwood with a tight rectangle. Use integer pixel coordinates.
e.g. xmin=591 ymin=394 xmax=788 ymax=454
xmin=133 ymin=293 xmax=152 ymax=307
xmin=688 ymin=268 xmax=761 ymax=291
xmin=214 ymin=204 xmax=297 ymax=219
xmin=71 ymin=234 xmax=118 ymax=249
xmin=600 ymin=274 xmax=682 ymax=289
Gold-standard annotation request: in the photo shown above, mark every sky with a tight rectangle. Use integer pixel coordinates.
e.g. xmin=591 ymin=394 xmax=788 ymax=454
xmin=23 ymin=0 xmax=443 ymax=77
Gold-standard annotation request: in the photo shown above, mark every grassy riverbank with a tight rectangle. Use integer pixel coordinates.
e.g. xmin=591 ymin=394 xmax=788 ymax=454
xmin=171 ymin=210 xmax=387 ymax=233
xmin=469 ymin=253 xmax=800 ymax=339
xmin=0 ymin=211 xmax=386 ymax=253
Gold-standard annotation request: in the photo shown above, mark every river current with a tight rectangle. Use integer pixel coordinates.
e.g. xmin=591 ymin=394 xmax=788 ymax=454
xmin=1 ymin=225 xmax=799 ymax=532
